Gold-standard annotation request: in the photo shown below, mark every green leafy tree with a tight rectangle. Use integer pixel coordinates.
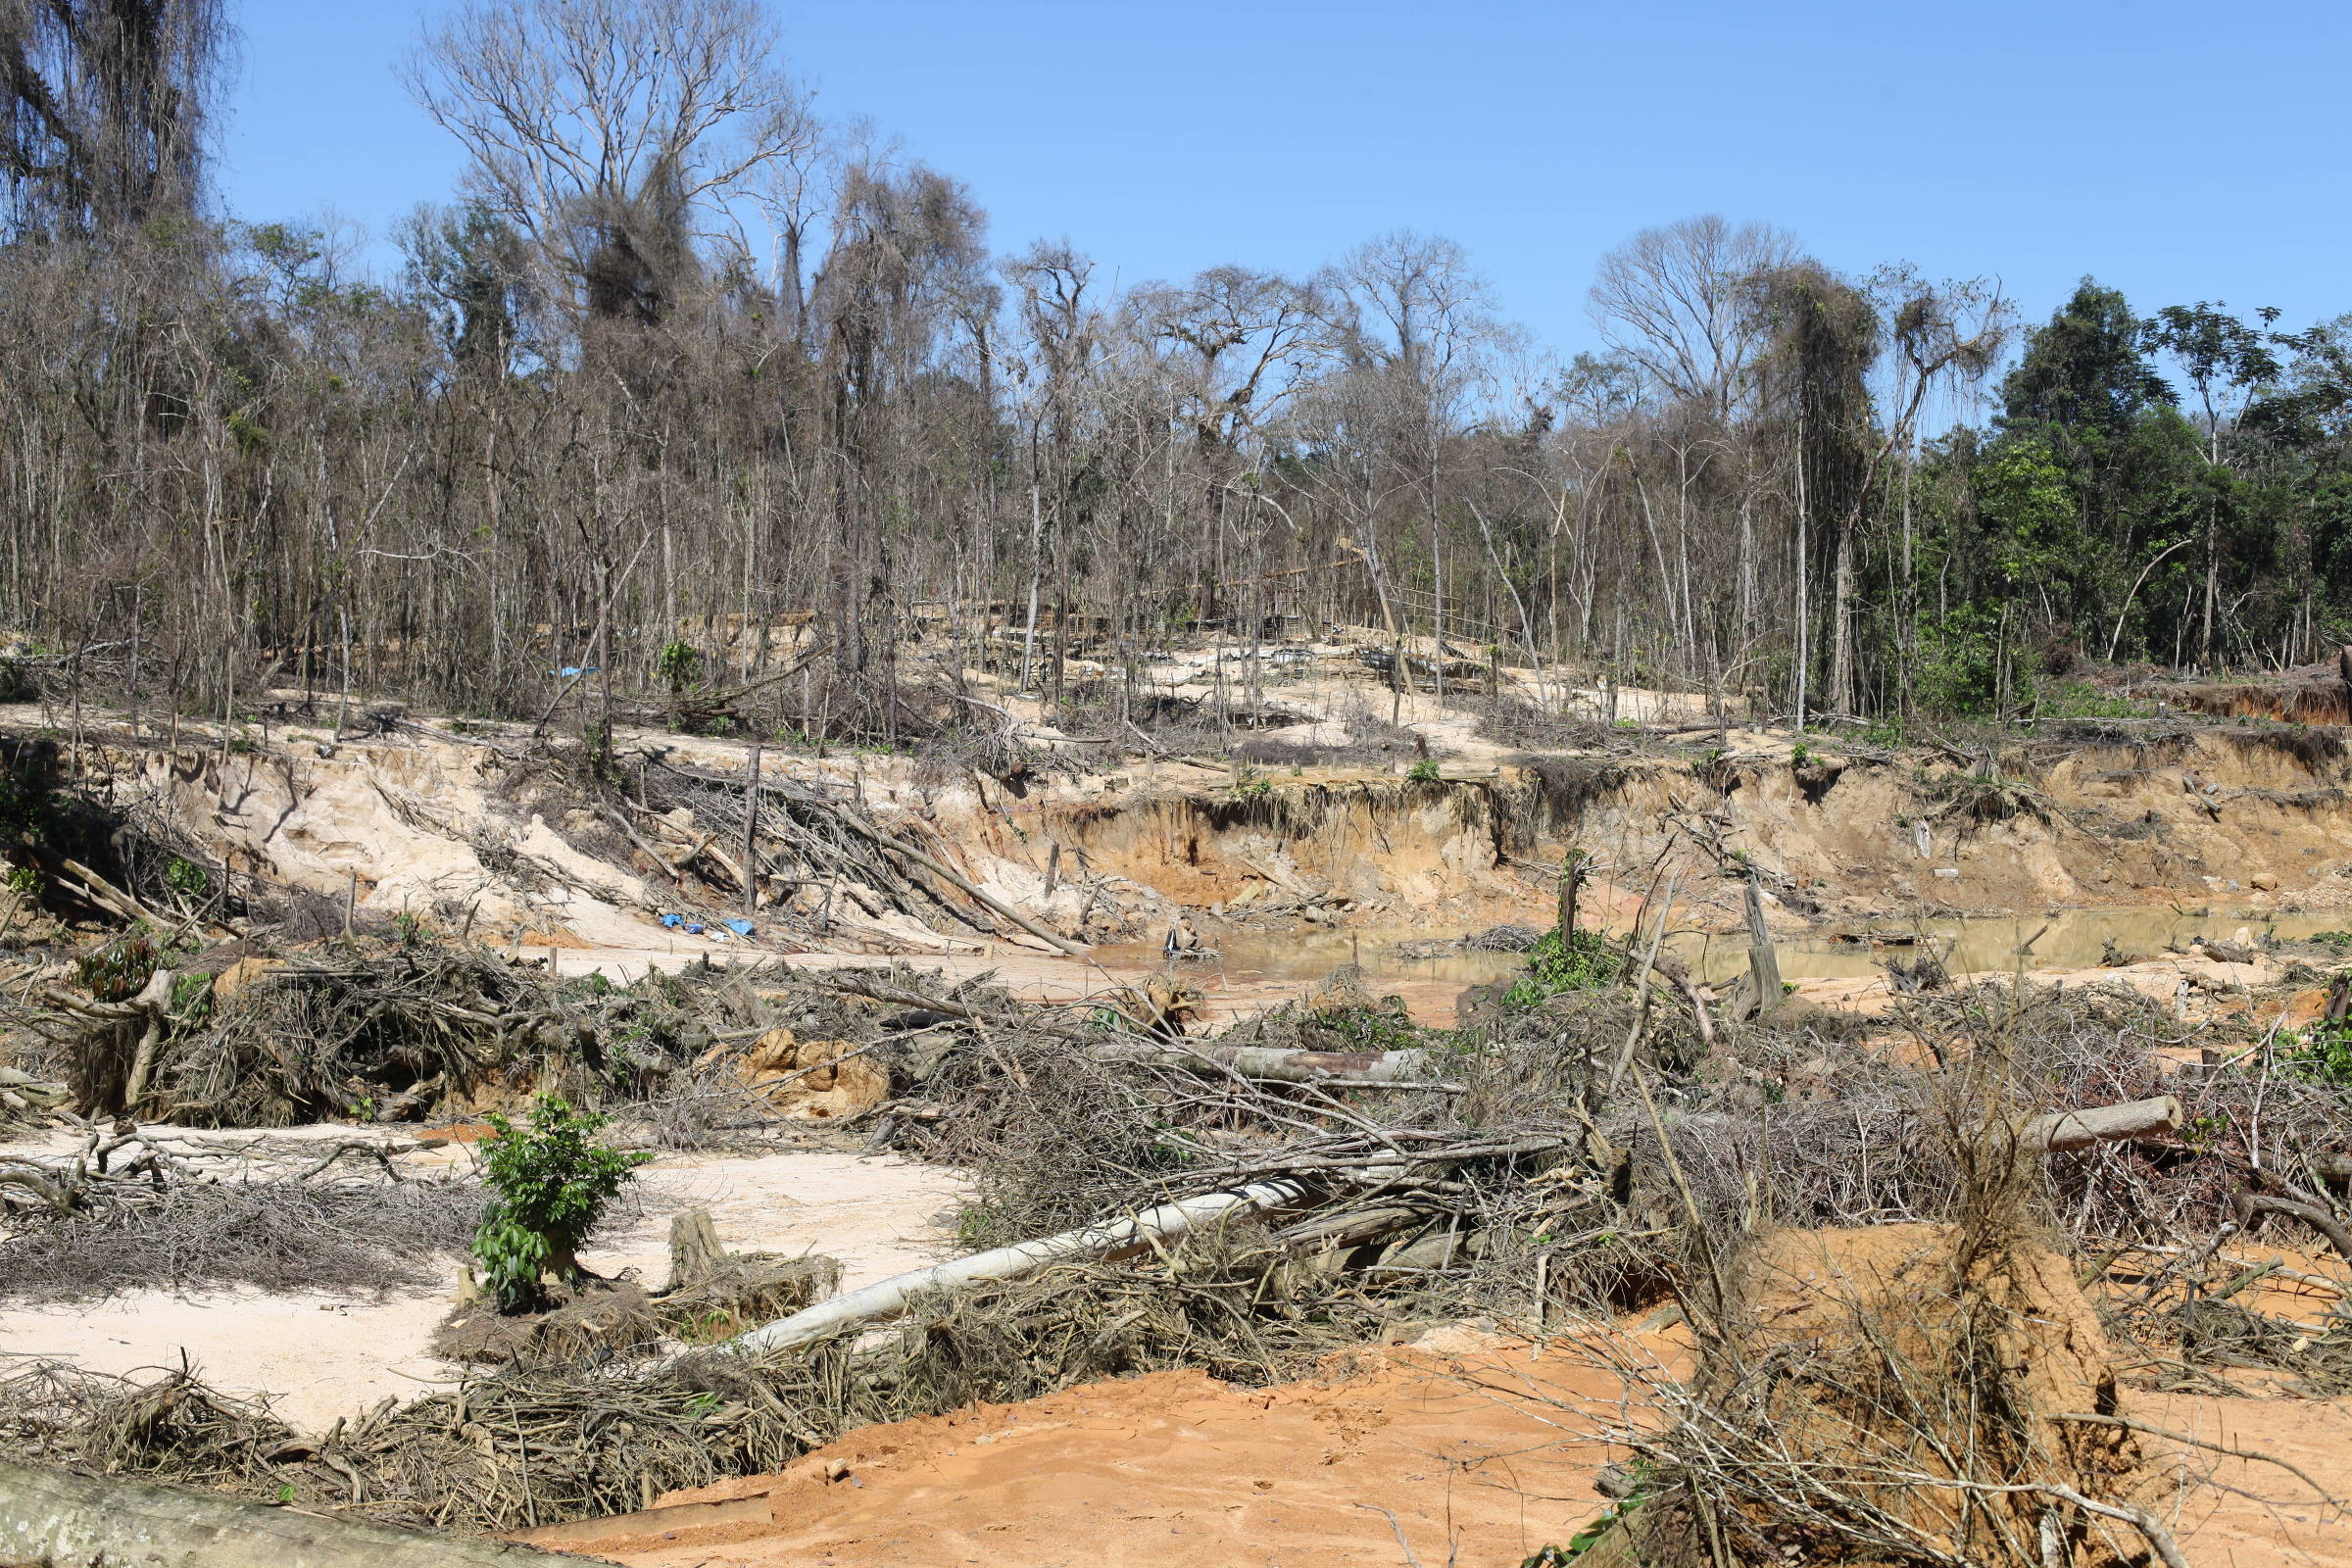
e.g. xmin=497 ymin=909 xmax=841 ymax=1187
xmin=1999 ymin=280 xmax=2173 ymax=440
xmin=471 ymin=1095 xmax=651 ymax=1312
xmin=2140 ymin=302 xmax=2283 ymax=661
xmin=1989 ymin=281 xmax=2215 ymax=663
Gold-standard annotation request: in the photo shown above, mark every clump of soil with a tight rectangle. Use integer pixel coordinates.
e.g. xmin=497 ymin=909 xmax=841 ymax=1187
xmin=712 ymin=1026 xmax=891 ymax=1121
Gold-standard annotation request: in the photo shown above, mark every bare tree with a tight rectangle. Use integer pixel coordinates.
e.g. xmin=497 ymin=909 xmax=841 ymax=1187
xmin=405 ymin=0 xmax=813 ymax=320
xmin=1590 ymin=215 xmax=1798 ymax=417
xmin=1312 ymin=231 xmax=1505 ymax=683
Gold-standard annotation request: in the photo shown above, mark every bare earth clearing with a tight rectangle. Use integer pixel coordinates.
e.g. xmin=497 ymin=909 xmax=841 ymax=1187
xmin=3 ymin=660 xmax=2351 ymax=1567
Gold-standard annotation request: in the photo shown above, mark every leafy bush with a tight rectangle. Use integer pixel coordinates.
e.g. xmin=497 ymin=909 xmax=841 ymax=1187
xmin=470 ymin=1095 xmax=651 ymax=1312
xmin=2039 ymin=680 xmax=2152 ymax=720
xmin=1501 ymin=926 xmax=1627 ymax=1009
xmin=1405 ymin=758 xmax=1442 ymax=783
xmin=1915 ymin=605 xmax=2017 ymax=717
xmin=75 ymin=934 xmax=157 ymax=1003
xmin=656 ymin=639 xmax=703 ymax=691
xmin=2282 ymin=1018 xmax=2352 ymax=1087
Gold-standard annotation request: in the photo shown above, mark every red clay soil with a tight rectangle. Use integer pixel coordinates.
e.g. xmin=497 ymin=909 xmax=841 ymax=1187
xmin=520 ymin=1332 xmax=1652 ymax=1568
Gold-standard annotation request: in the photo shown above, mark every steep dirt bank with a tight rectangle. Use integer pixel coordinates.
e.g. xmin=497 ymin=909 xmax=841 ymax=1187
xmin=7 ymin=707 xmax=2348 ymax=1002
xmin=982 ymin=726 xmax=2352 ymax=936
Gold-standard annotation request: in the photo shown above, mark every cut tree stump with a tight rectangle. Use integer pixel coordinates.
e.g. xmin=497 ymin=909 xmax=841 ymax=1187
xmin=666 ymin=1209 xmax=727 ymax=1291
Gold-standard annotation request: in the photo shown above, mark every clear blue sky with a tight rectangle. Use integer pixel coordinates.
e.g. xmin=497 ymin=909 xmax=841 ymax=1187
xmin=219 ymin=0 xmax=2352 ymax=361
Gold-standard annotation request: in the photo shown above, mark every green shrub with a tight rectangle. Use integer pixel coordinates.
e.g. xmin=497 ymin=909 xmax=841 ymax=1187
xmin=75 ymin=933 xmax=157 ymax=1003
xmin=1405 ymin=759 xmax=1442 ymax=783
xmin=1501 ymin=926 xmax=1627 ymax=1009
xmin=470 ymin=1095 xmax=651 ymax=1313
xmin=2039 ymin=680 xmax=2153 ymax=720
xmin=2282 ymin=1018 xmax=2352 ymax=1087
xmin=656 ymin=639 xmax=702 ymax=691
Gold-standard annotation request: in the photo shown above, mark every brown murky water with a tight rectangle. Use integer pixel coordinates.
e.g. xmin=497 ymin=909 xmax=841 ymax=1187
xmin=1099 ymin=907 xmax=2350 ymax=1012
xmin=1671 ymin=907 xmax=2347 ymax=986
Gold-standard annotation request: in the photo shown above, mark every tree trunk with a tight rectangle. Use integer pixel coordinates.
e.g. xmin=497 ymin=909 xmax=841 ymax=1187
xmin=729 ymin=1177 xmax=1312 ymax=1355
xmin=0 ymin=1459 xmax=588 ymax=1567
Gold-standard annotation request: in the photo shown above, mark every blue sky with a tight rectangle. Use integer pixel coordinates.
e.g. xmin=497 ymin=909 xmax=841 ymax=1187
xmin=219 ymin=0 xmax=2351 ymax=361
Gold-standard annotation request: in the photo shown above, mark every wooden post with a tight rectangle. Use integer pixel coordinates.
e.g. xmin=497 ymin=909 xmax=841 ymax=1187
xmin=1744 ymin=875 xmax=1784 ymax=1019
xmin=1557 ymin=850 xmax=1586 ymax=936
xmin=743 ymin=739 xmax=761 ymax=915
xmin=1044 ymin=840 xmax=1061 ymax=899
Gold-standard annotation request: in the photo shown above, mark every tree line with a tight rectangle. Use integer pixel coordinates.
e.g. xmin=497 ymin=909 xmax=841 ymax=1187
xmin=5 ymin=0 xmax=2349 ymax=745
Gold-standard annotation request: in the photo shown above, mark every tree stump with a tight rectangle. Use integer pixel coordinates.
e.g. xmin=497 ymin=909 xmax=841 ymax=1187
xmin=666 ymin=1209 xmax=727 ymax=1292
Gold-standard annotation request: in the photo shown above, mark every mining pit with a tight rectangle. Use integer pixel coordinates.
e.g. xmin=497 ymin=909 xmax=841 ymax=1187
xmin=3 ymin=660 xmax=2350 ymax=1567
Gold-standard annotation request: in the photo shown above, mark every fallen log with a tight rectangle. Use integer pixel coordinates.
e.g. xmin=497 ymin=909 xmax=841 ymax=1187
xmin=729 ymin=1177 xmax=1312 ymax=1355
xmin=2020 ymin=1095 xmax=2180 ymax=1153
xmin=1094 ymin=1039 xmax=1453 ymax=1088
xmin=0 ymin=1458 xmax=592 ymax=1566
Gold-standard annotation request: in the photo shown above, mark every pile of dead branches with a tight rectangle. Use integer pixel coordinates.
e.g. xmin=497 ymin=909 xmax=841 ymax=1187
xmin=0 ymin=1124 xmax=483 ymax=1299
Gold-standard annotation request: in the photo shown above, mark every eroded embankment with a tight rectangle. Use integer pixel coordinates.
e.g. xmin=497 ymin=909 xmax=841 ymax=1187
xmin=972 ymin=728 xmax=2352 ymax=935
xmin=12 ymin=710 xmax=2351 ymax=977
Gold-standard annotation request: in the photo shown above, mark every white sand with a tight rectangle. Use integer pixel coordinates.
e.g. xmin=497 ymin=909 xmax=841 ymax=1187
xmin=0 ymin=1147 xmax=964 ymax=1433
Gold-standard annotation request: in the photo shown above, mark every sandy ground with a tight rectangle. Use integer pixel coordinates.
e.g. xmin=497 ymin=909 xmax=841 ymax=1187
xmin=523 ymin=1329 xmax=1655 ymax=1568
xmin=518 ymin=1316 xmax=2352 ymax=1568
xmin=0 ymin=1144 xmax=964 ymax=1433
xmin=2143 ymin=1393 xmax=2352 ymax=1567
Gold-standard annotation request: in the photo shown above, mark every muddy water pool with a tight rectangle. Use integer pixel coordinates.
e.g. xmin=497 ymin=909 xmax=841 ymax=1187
xmin=1680 ymin=906 xmax=2349 ymax=985
xmin=1098 ymin=907 xmax=2350 ymax=1016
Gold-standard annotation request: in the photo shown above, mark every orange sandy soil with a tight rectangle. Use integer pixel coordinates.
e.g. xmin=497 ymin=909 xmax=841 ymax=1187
xmin=521 ymin=1331 xmax=1654 ymax=1567
xmin=521 ymin=1328 xmax=2352 ymax=1568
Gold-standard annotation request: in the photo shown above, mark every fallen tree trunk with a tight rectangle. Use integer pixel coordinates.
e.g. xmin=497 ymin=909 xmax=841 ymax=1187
xmin=1091 ymin=1040 xmax=1447 ymax=1087
xmin=730 ymin=1177 xmax=1312 ymax=1355
xmin=0 ymin=1458 xmax=591 ymax=1566
xmin=2020 ymin=1095 xmax=2180 ymax=1153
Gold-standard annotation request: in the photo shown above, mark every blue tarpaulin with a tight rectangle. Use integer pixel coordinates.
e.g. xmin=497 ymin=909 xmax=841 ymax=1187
xmin=722 ymin=919 xmax=756 ymax=938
